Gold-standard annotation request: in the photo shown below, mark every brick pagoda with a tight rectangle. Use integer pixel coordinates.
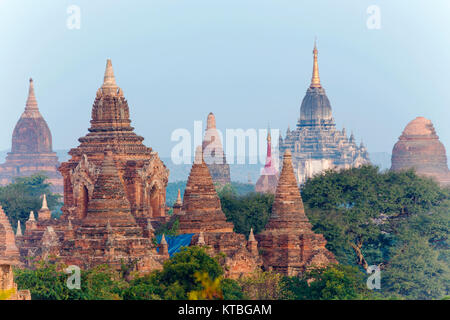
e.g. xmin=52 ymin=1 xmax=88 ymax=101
xmin=0 ymin=206 xmax=30 ymax=300
xmin=58 ymin=59 xmax=169 ymax=226
xmin=0 ymin=79 xmax=63 ymax=193
xmin=391 ymin=117 xmax=450 ymax=186
xmin=256 ymin=150 xmax=337 ymax=276
xmin=177 ymin=146 xmax=261 ymax=278
xmin=16 ymin=60 xmax=169 ymax=272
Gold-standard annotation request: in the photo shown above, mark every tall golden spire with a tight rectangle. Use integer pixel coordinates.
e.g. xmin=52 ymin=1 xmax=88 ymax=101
xmin=310 ymin=40 xmax=321 ymax=88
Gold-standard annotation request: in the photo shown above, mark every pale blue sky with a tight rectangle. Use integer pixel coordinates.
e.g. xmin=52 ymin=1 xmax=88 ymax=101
xmin=0 ymin=0 xmax=449 ymax=158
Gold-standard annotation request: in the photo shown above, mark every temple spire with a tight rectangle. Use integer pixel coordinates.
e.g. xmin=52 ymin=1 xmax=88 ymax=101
xmin=16 ymin=221 xmax=22 ymax=237
xmin=206 ymin=112 xmax=216 ymax=130
xmin=25 ymin=78 xmax=38 ymax=110
xmin=101 ymin=59 xmax=118 ymax=94
xmin=249 ymin=228 xmax=256 ymax=242
xmin=41 ymin=194 xmax=48 ymax=210
xmin=175 ymin=189 xmax=182 ymax=205
xmin=310 ymin=41 xmax=321 ymax=88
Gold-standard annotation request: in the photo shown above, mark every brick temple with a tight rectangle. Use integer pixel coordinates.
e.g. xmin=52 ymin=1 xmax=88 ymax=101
xmin=8 ymin=59 xmax=336 ymax=281
xmin=16 ymin=60 xmax=170 ymax=271
xmin=256 ymin=150 xmax=337 ymax=276
xmin=176 ymin=146 xmax=262 ymax=278
xmin=0 ymin=206 xmax=30 ymax=300
xmin=59 ymin=59 xmax=169 ymax=225
xmin=279 ymin=43 xmax=370 ymax=185
xmin=0 ymin=79 xmax=63 ymax=193
xmin=391 ymin=117 xmax=450 ymax=186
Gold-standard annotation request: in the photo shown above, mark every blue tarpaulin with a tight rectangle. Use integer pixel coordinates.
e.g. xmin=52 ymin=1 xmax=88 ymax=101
xmin=156 ymin=234 xmax=194 ymax=257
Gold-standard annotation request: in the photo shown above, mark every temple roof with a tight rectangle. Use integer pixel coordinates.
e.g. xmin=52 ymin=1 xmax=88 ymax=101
xmin=401 ymin=117 xmax=436 ymax=137
xmin=299 ymin=44 xmax=333 ymax=126
xmin=264 ymin=150 xmax=311 ymax=231
xmin=392 ymin=117 xmax=450 ymax=182
xmin=0 ymin=206 xmax=21 ymax=265
xmin=83 ymin=150 xmax=136 ymax=227
xmin=182 ymin=146 xmax=222 ymax=213
xmin=10 ymin=79 xmax=54 ymax=154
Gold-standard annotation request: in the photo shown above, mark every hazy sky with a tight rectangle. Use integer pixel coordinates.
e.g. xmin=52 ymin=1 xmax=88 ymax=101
xmin=0 ymin=0 xmax=449 ymax=159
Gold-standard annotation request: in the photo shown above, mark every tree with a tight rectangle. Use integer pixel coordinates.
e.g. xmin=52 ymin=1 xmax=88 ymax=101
xmin=301 ymin=165 xmax=449 ymax=299
xmin=0 ymin=174 xmax=62 ymax=231
xmin=283 ymin=264 xmax=376 ymax=300
xmin=14 ymin=259 xmax=128 ymax=300
xmin=301 ymin=166 xmax=447 ymax=269
xmin=218 ymin=188 xmax=274 ymax=236
xmin=158 ymin=246 xmax=223 ymax=296
xmin=238 ymin=270 xmax=287 ymax=300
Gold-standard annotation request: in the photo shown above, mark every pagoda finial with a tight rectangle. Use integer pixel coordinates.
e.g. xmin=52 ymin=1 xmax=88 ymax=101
xmin=25 ymin=78 xmax=38 ymax=110
xmin=16 ymin=221 xmax=22 ymax=237
xmin=310 ymin=40 xmax=321 ymax=88
xmin=28 ymin=211 xmax=35 ymax=222
xmin=206 ymin=112 xmax=216 ymax=130
xmin=175 ymin=189 xmax=182 ymax=205
xmin=197 ymin=231 xmax=205 ymax=246
xmin=161 ymin=234 xmax=167 ymax=245
xmin=249 ymin=228 xmax=256 ymax=242
xmin=102 ymin=59 xmax=118 ymax=93
xmin=41 ymin=194 xmax=48 ymax=210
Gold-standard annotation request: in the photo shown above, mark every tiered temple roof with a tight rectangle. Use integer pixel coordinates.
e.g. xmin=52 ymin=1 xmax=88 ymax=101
xmin=0 ymin=206 xmax=30 ymax=300
xmin=59 ymin=59 xmax=169 ymax=224
xmin=0 ymin=79 xmax=62 ymax=193
xmin=177 ymin=146 xmax=261 ymax=278
xmin=279 ymin=43 xmax=370 ymax=184
xmin=256 ymin=150 xmax=337 ymax=276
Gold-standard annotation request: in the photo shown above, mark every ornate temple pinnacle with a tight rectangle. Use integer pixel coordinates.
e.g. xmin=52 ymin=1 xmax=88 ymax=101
xmin=102 ymin=59 xmax=119 ymax=94
xmin=310 ymin=41 xmax=321 ymax=88
xmin=41 ymin=194 xmax=48 ymax=210
xmin=207 ymin=112 xmax=216 ymax=130
xmin=25 ymin=78 xmax=38 ymax=110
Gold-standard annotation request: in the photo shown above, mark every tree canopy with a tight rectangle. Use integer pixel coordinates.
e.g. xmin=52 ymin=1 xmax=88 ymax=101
xmin=0 ymin=174 xmax=62 ymax=232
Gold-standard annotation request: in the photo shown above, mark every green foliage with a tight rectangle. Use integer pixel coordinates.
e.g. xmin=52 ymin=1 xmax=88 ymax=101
xmin=301 ymin=165 xmax=450 ymax=299
xmin=154 ymin=217 xmax=179 ymax=236
xmin=159 ymin=246 xmax=223 ymax=296
xmin=0 ymin=174 xmax=62 ymax=231
xmin=221 ymin=278 xmax=245 ymax=300
xmin=382 ymin=226 xmax=449 ymax=300
xmin=238 ymin=270 xmax=288 ymax=300
xmin=216 ymin=182 xmax=255 ymax=196
xmin=122 ymin=272 xmax=185 ymax=300
xmin=166 ymin=181 xmax=186 ymax=206
xmin=14 ymin=259 xmax=127 ymax=300
xmin=283 ymin=264 xmax=376 ymax=300
xmin=218 ymin=187 xmax=274 ymax=236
